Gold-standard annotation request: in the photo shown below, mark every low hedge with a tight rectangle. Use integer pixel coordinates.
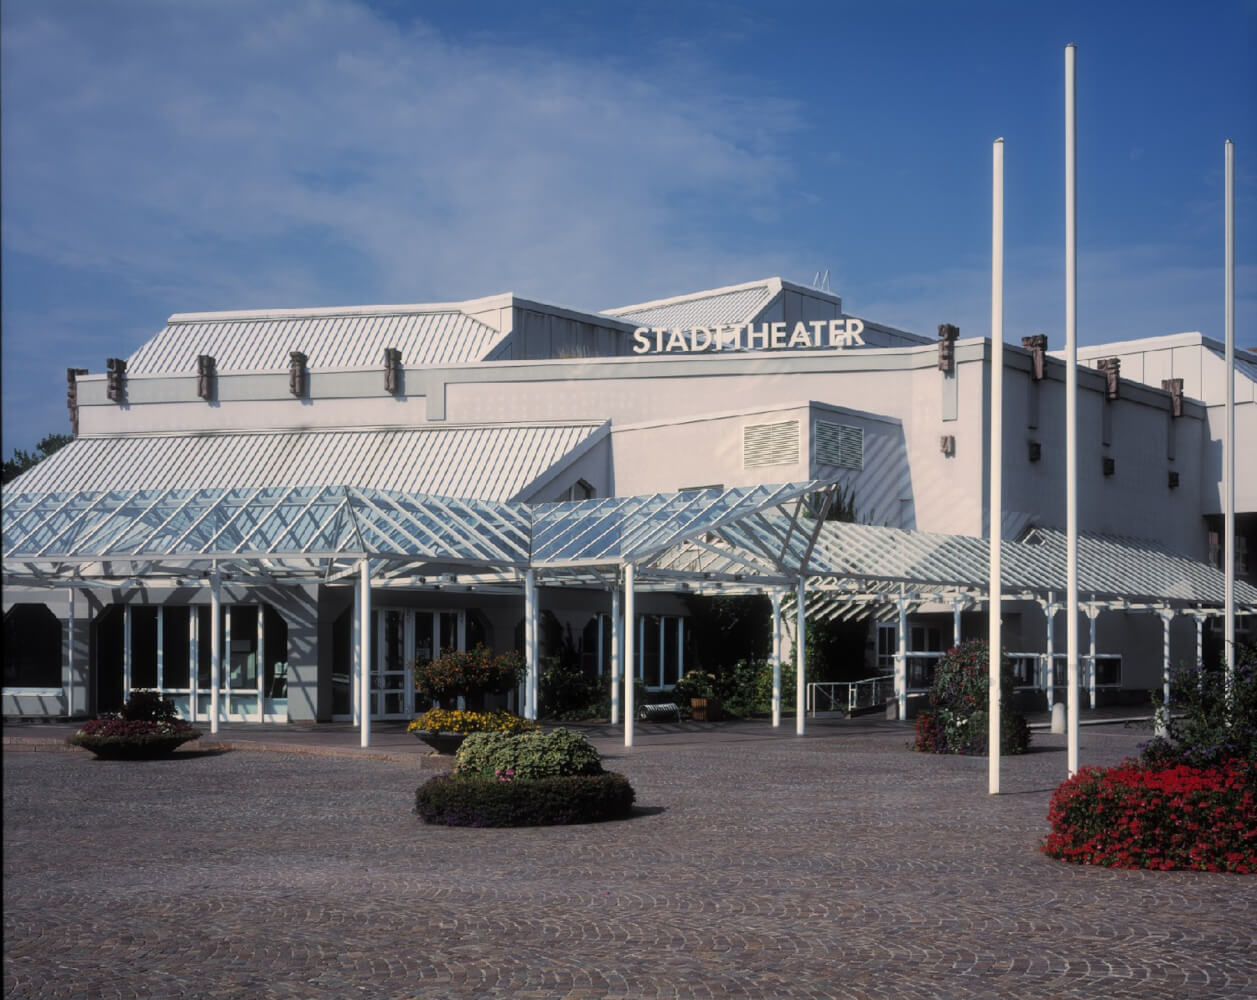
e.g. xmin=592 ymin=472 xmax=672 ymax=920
xmin=415 ymin=771 xmax=636 ymax=827
xmin=1042 ymin=759 xmax=1257 ymax=872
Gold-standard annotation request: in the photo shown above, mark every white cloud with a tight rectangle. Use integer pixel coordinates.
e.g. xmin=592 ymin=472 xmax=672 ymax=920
xmin=1 ymin=0 xmax=806 ymax=316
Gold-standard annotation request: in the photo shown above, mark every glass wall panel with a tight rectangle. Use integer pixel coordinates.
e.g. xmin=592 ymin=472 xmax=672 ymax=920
xmin=162 ymin=607 xmax=191 ymax=689
xmin=3 ymin=604 xmax=62 ymax=688
xmin=130 ymin=607 xmax=158 ymax=690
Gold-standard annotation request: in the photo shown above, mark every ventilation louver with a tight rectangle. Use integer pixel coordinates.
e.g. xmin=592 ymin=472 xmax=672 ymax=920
xmin=743 ymin=420 xmax=800 ymax=468
xmin=815 ymin=420 xmax=864 ymax=470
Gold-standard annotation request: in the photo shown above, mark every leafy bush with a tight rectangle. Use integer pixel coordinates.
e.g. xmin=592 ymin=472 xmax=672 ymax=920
xmin=1042 ymin=759 xmax=1256 ymax=872
xmin=673 ymin=670 xmax=717 ymax=701
xmin=413 ymin=645 xmax=524 ymax=707
xmin=456 ymin=727 xmax=603 ymax=780
xmin=117 ymin=690 xmax=180 ymax=722
xmin=539 ymin=655 xmax=605 ymax=720
xmin=1143 ymin=643 xmax=1257 ymax=768
xmin=715 ymin=658 xmax=784 ymax=718
xmin=415 ymin=771 xmax=636 ymax=827
xmin=407 ymin=708 xmax=538 ymax=736
xmin=913 ymin=640 xmax=1030 ymax=755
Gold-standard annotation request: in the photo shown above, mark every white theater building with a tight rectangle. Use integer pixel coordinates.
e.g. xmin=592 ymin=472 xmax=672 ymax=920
xmin=3 ymin=277 xmax=1255 ymax=734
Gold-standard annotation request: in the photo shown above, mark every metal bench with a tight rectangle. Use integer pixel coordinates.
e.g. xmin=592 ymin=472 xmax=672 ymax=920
xmin=637 ymin=702 xmax=682 ymax=722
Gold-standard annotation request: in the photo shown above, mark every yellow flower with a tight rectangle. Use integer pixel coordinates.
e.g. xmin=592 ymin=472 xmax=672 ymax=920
xmin=408 ymin=708 xmax=539 ymax=735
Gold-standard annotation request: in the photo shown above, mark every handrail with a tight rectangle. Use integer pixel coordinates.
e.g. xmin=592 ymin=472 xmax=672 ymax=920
xmin=806 ymin=675 xmax=895 ymax=716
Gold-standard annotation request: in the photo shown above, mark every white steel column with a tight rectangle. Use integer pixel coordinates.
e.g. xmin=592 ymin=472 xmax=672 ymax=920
xmin=1159 ymin=610 xmax=1173 ymax=734
xmin=1224 ymin=139 xmax=1236 ymax=704
xmin=1086 ymin=605 xmax=1099 ymax=710
xmin=155 ymin=606 xmax=164 ymax=694
xmin=123 ymin=604 xmax=132 ymax=698
xmin=523 ymin=568 xmax=538 ymax=721
xmin=676 ymin=617 xmax=685 ymax=683
xmin=770 ymin=590 xmax=783 ymax=728
xmin=952 ymin=597 xmax=963 ymax=649
xmin=610 ymin=587 xmax=621 ymax=725
xmin=209 ymin=571 xmax=221 ymax=735
xmin=359 ymin=559 xmax=372 ymax=748
xmin=624 ymin=564 xmax=636 ymax=748
xmin=989 ymin=135 xmax=1005 ymax=796
xmin=1044 ymin=594 xmax=1057 ymax=710
xmin=896 ymin=594 xmax=908 ymax=720
xmin=795 ymin=577 xmax=806 ymax=736
xmin=65 ymin=587 xmax=75 ymax=717
xmin=351 ymin=586 xmax=360 ymax=726
xmin=190 ymin=606 xmax=199 ymax=721
xmin=1065 ymin=43 xmax=1080 ymax=777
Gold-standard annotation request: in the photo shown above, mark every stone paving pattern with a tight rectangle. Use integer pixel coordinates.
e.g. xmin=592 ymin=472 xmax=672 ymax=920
xmin=4 ymin=718 xmax=1256 ymax=998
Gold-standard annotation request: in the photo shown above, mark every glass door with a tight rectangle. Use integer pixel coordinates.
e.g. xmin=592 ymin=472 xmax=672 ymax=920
xmin=372 ymin=609 xmax=412 ymax=719
xmin=404 ymin=609 xmax=464 ymax=714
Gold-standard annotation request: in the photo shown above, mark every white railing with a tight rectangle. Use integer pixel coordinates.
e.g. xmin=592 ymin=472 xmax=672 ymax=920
xmin=807 ymin=674 xmax=895 ymax=716
xmin=1007 ymin=652 xmax=1122 ymax=691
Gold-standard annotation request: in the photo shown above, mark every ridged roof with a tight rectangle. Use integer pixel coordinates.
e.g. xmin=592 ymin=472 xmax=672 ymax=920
xmin=126 ymin=309 xmax=508 ymax=375
xmin=11 ymin=425 xmax=605 ymax=502
xmin=604 ymin=279 xmax=778 ymax=329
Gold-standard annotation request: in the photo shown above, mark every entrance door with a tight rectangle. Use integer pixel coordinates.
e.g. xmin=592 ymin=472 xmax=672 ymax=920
xmin=373 ymin=609 xmax=464 ymax=719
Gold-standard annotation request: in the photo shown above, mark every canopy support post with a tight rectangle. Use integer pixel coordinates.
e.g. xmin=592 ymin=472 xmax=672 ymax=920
xmin=524 ymin=568 xmax=538 ymax=721
xmin=771 ymin=590 xmax=783 ymax=728
xmin=209 ymin=569 xmax=221 ymax=735
xmin=359 ymin=558 xmax=371 ymax=748
xmin=896 ymin=593 xmax=908 ymax=721
xmin=624 ymin=563 xmax=635 ymax=748
xmin=610 ymin=585 xmax=621 ymax=725
xmin=795 ymin=576 xmax=806 ymax=736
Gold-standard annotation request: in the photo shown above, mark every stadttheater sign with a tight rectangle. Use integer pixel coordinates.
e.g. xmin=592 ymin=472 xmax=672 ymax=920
xmin=632 ymin=319 xmax=865 ymax=354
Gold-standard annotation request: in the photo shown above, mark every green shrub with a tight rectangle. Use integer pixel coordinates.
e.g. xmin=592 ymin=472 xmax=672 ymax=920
xmin=913 ymin=640 xmax=1030 ymax=755
xmin=455 ymin=727 xmax=603 ymax=780
xmin=117 ymin=690 xmax=180 ymax=722
xmin=539 ymin=655 xmax=606 ymax=720
xmin=415 ymin=771 xmax=636 ymax=827
xmin=1144 ymin=643 xmax=1257 ymax=768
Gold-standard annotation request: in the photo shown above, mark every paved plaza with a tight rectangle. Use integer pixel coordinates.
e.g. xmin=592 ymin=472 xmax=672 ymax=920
xmin=4 ymin=717 xmax=1256 ymax=999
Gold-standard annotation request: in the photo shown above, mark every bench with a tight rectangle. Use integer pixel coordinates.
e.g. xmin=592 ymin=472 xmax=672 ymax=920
xmin=637 ymin=702 xmax=682 ymax=722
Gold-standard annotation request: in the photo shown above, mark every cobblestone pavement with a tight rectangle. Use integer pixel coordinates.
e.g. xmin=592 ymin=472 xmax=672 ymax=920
xmin=4 ymin=719 xmax=1255 ymax=999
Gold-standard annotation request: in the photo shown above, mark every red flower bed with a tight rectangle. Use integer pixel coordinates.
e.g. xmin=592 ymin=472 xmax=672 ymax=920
xmin=1042 ymin=759 xmax=1257 ymax=872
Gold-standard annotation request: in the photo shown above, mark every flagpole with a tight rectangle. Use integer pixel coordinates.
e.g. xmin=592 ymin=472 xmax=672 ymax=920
xmin=1065 ymin=44 xmax=1080 ymax=777
xmin=989 ymin=137 xmax=1004 ymax=796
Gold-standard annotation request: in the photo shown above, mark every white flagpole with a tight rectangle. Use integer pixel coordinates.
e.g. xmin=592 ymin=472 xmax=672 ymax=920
xmin=989 ymin=137 xmax=1004 ymax=795
xmin=1065 ymin=44 xmax=1080 ymax=777
xmin=1225 ymin=139 xmax=1236 ymax=701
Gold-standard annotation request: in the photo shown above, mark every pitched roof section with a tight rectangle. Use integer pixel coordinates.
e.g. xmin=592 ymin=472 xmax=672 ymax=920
xmin=603 ymin=278 xmax=782 ymax=329
xmin=127 ymin=308 xmax=509 ymax=375
xmin=10 ymin=424 xmax=606 ymax=502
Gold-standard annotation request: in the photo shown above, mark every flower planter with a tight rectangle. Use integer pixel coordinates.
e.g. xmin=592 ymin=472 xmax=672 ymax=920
xmin=690 ymin=697 xmax=721 ymax=722
xmin=68 ymin=732 xmax=201 ymax=760
xmin=412 ymin=730 xmax=468 ymax=755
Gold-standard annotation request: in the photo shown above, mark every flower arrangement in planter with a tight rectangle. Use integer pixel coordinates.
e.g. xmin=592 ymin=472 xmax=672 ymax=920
xmin=674 ymin=670 xmax=721 ymax=721
xmin=66 ymin=691 xmax=201 ymax=760
xmin=415 ymin=727 xmax=635 ymax=827
xmin=407 ymin=707 xmax=538 ymax=754
xmin=413 ymin=644 xmax=524 ymax=709
xmin=912 ymin=639 xmax=1030 ymax=756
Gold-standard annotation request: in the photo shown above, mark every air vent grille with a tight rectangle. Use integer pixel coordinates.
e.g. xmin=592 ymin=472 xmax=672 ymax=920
xmin=743 ymin=420 xmax=800 ymax=468
xmin=815 ymin=420 xmax=864 ymax=470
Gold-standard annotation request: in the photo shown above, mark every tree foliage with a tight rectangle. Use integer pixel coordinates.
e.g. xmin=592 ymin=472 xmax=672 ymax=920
xmin=2 ymin=433 xmax=71 ymax=485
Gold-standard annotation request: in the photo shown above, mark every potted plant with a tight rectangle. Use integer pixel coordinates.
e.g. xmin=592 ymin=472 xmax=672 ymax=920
xmin=407 ymin=707 xmax=538 ymax=753
xmin=67 ymin=691 xmax=201 ymax=759
xmin=674 ymin=670 xmax=721 ymax=721
xmin=410 ymin=646 xmax=529 ymax=752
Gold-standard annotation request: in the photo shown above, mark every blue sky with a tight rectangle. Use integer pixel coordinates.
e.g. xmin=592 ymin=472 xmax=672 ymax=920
xmin=2 ymin=0 xmax=1254 ymax=457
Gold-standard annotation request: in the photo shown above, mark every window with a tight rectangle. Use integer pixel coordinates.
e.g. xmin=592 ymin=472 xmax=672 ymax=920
xmin=743 ymin=420 xmax=799 ymax=468
xmin=3 ymin=604 xmax=62 ymax=688
xmin=562 ymin=479 xmax=594 ymax=501
xmin=815 ymin=420 xmax=864 ymax=470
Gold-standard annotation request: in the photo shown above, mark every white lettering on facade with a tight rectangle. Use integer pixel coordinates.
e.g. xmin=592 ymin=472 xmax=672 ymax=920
xmin=631 ymin=318 xmax=868 ymax=354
